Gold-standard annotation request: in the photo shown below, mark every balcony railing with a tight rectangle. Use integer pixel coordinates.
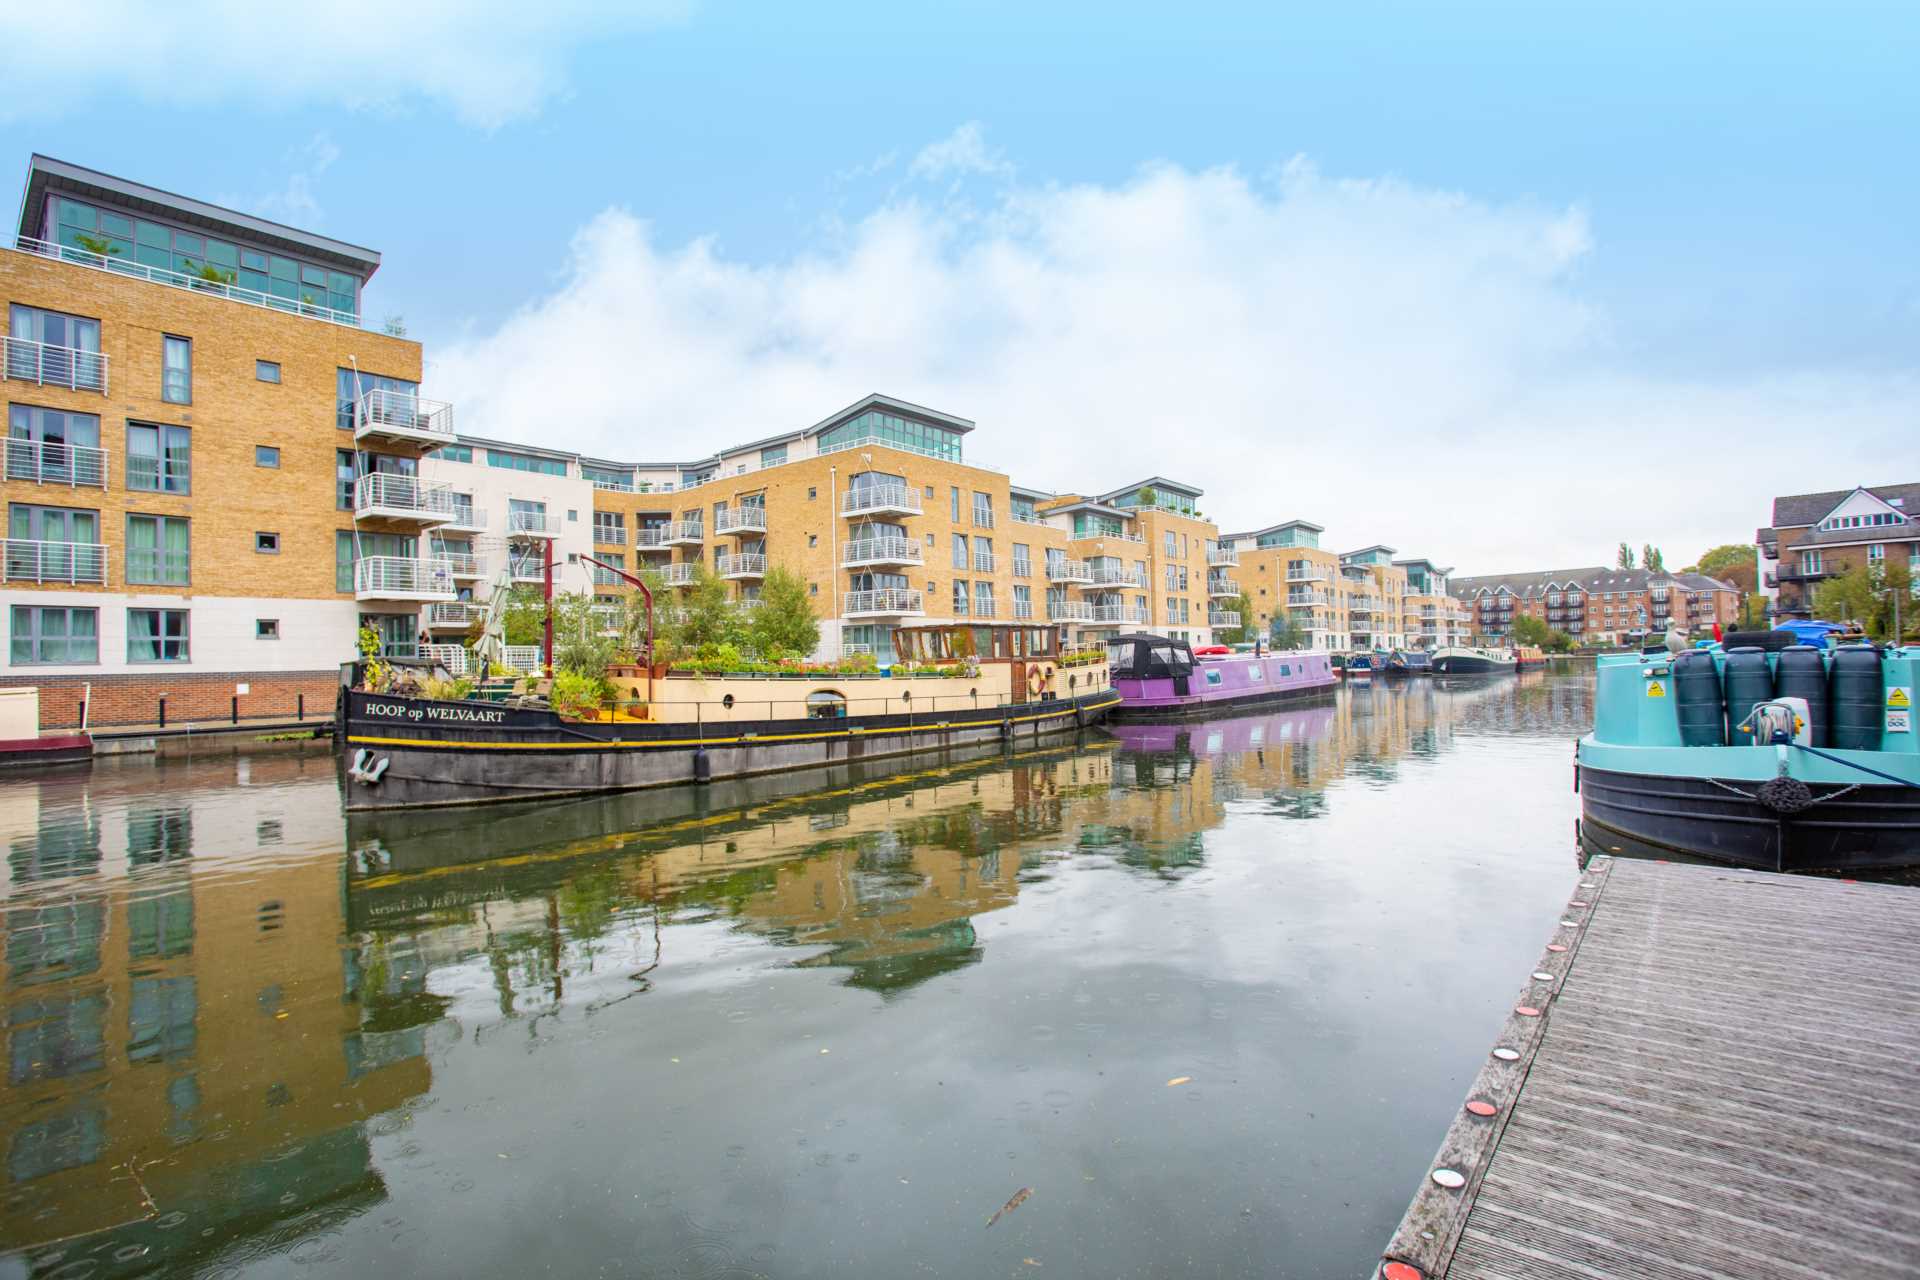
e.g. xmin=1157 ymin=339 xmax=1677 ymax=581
xmin=421 ymin=643 xmax=470 ymax=675
xmin=509 ymin=557 xmax=546 ymax=583
xmin=507 ymin=510 xmax=562 ymax=538
xmin=354 ymin=473 xmax=455 ymax=523
xmin=1089 ymin=603 xmax=1149 ymax=624
xmin=1051 ymin=601 xmax=1094 ymax=622
xmin=5 ymin=438 xmax=108 ymax=487
xmin=1207 ymin=548 xmax=1238 ymax=567
xmin=353 ymin=556 xmax=455 ymax=600
xmin=1285 ymin=569 xmax=1328 ymax=582
xmin=972 ymin=551 xmax=996 ymax=573
xmin=593 ymin=525 xmax=628 ymax=545
xmin=663 ymin=520 xmax=705 ymax=545
xmin=424 ymin=602 xmax=475 ymax=628
xmin=503 ymin=645 xmax=543 ymax=673
xmin=971 ymin=598 xmax=998 ymax=618
xmin=634 ymin=528 xmax=674 ymax=549
xmin=718 ymin=553 xmax=767 ymax=579
xmin=1087 ymin=565 xmax=1142 ymax=587
xmin=1048 ymin=559 xmax=1093 ymax=583
xmin=1287 ymin=590 xmax=1329 ymax=606
xmin=843 ymin=536 xmax=924 ymax=568
xmin=2 ymin=334 xmax=109 ymax=394
xmin=441 ymin=505 xmax=486 ymax=532
xmin=844 ymin=588 xmax=925 ymax=617
xmin=443 ymin=552 xmax=481 ymax=577
xmin=971 ymin=509 xmax=996 ymax=529
xmin=842 ymin=484 xmax=923 ymax=517
xmin=591 ymin=605 xmax=623 ymax=635
xmin=1208 ymin=610 xmax=1242 ymax=627
xmin=1012 ymin=600 xmax=1034 ymax=619
xmin=4 ymin=539 xmax=107 ymax=584
xmin=1011 ymin=558 xmax=1032 ymax=578
xmin=1207 ymin=576 xmax=1240 ymax=598
xmin=716 ymin=506 xmax=768 ymax=534
xmin=661 ymin=562 xmax=698 ymax=586
xmin=13 ymin=233 xmax=362 ymax=328
xmin=1011 ymin=512 xmax=1051 ymax=526
xmin=352 ymin=389 xmax=454 ymax=447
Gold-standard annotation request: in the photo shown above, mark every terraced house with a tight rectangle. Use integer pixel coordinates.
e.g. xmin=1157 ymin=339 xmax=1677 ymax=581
xmin=2 ymin=155 xmax=440 ymax=729
xmin=1756 ymin=481 xmax=1920 ymax=619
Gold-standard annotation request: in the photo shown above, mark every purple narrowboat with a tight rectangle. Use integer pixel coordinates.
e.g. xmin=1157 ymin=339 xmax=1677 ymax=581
xmin=1106 ymin=634 xmax=1339 ymax=720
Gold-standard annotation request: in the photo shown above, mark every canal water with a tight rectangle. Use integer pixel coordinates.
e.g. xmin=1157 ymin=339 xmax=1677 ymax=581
xmin=2 ymin=671 xmax=1592 ymax=1279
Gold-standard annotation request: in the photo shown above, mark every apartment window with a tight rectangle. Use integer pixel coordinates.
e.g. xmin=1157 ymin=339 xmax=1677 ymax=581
xmin=337 ymin=369 xmax=419 ymax=431
xmin=952 ymin=581 xmax=969 ymax=616
xmin=7 ymin=503 xmax=101 ymax=583
xmin=808 ymin=487 xmax=817 ymax=500
xmin=973 ymin=493 xmax=994 ymax=526
xmin=761 ymin=444 xmax=787 ymax=467
xmin=127 ymin=422 xmax=190 ymax=493
xmin=256 ymin=619 xmax=280 ymax=640
xmin=126 ymin=515 xmax=189 ymax=585
xmin=1164 ymin=531 xmax=1176 ymax=558
xmin=161 ymin=337 xmax=192 ymax=404
xmin=807 ymin=534 xmax=817 ymax=548
xmin=973 ymin=536 xmax=993 ymax=571
xmin=11 ymin=605 xmax=98 ymax=665
xmin=255 ymin=445 xmax=280 ymax=469
xmin=950 ymin=487 xmax=961 ymax=521
xmin=952 ymin=534 xmax=968 ymax=569
xmin=1803 ymin=551 xmax=1823 ymax=574
xmin=6 ymin=405 xmax=103 ymax=486
xmin=255 ymin=360 xmax=281 ymax=384
xmin=128 ymin=609 xmax=189 ymax=663
xmin=1869 ymin=544 xmax=1886 ymax=564
xmin=594 ymin=553 xmax=627 ymax=586
xmin=7 ymin=304 xmax=103 ymax=391
xmin=567 ymin=510 xmax=578 ymax=522
xmin=508 ymin=498 xmax=550 ymax=535
xmin=255 ymin=532 xmax=279 ymax=554
xmin=593 ymin=512 xmax=625 ymax=542
xmin=1012 ymin=544 xmax=1030 ymax=577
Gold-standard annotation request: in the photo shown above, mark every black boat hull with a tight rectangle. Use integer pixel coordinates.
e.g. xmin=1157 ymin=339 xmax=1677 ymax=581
xmin=1578 ymin=763 xmax=1920 ymax=873
xmin=1105 ymin=683 xmax=1337 ymax=723
xmin=341 ymin=688 xmax=1119 ymax=811
xmin=1431 ymin=655 xmax=1512 ymax=674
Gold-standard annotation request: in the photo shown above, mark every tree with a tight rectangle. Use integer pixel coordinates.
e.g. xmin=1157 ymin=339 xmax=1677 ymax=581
xmin=1643 ymin=545 xmax=1664 ymax=573
xmin=1512 ymin=613 xmax=1552 ymax=646
xmin=660 ymin=564 xmax=743 ymax=659
xmin=1216 ymin=592 xmax=1255 ymax=644
xmin=1617 ymin=543 xmax=1635 ymax=570
xmin=1268 ymin=608 xmax=1308 ymax=651
xmin=749 ymin=566 xmax=820 ymax=658
xmin=1812 ymin=559 xmax=1915 ymax=642
xmin=1691 ymin=543 xmax=1755 ymax=585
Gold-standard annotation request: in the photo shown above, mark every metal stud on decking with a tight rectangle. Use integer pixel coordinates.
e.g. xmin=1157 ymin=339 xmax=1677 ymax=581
xmin=1379 ymin=858 xmax=1920 ymax=1280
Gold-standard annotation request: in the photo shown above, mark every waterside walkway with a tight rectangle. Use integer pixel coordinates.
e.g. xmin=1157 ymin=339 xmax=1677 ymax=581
xmin=1380 ymin=856 xmax=1920 ymax=1280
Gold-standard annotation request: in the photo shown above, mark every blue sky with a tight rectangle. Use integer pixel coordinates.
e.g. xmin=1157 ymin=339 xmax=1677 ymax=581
xmin=4 ymin=1 xmax=1915 ymax=569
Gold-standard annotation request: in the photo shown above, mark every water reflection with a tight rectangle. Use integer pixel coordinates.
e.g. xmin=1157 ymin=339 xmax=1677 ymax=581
xmin=1 ymin=676 xmax=1593 ymax=1278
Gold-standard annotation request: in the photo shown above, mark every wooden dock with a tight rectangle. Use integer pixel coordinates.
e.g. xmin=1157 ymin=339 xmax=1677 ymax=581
xmin=1380 ymin=856 xmax=1920 ymax=1280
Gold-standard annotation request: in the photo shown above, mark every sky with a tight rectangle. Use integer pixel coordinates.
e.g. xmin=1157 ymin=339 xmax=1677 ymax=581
xmin=3 ymin=1 xmax=1915 ymax=574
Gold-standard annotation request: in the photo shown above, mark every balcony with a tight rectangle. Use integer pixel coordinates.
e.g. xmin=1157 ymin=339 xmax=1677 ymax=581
xmin=507 ymin=510 xmax=561 ymax=539
xmin=661 ymin=562 xmax=698 ymax=586
xmin=1087 ymin=564 xmax=1142 ymax=587
xmin=633 ymin=528 xmax=674 ymax=551
xmin=593 ymin=525 xmax=628 ymax=546
xmin=1287 ymin=590 xmax=1329 ymax=606
xmin=354 ymin=556 xmax=455 ymax=601
xmin=845 ymin=588 xmax=925 ymax=618
xmin=2 ymin=335 xmax=108 ymax=394
xmin=509 ymin=556 xmax=546 ymax=584
xmin=718 ymin=553 xmax=766 ymax=580
xmin=972 ymin=551 xmax=996 ymax=573
xmin=5 ymin=438 xmax=107 ymax=488
xmin=423 ymin=602 xmax=475 ymax=629
xmin=4 ymin=539 xmax=107 ymax=584
xmin=1207 ymin=547 xmax=1238 ymax=567
xmin=1208 ymin=610 xmax=1242 ymax=627
xmin=843 ymin=536 xmax=924 ymax=568
xmin=441 ymin=505 xmax=486 ymax=533
xmin=1012 ymin=600 xmax=1034 ymax=620
xmin=354 ymin=473 xmax=455 ymax=526
xmin=1286 ymin=568 xmax=1328 ymax=583
xmin=663 ymin=520 xmax=706 ymax=546
xmin=1011 ymin=558 xmax=1032 ymax=578
xmin=1776 ymin=566 xmax=1832 ymax=584
xmin=14 ymin=234 xmax=362 ymax=328
xmin=843 ymin=484 xmax=923 ymax=518
xmin=716 ymin=506 xmax=768 ymax=535
xmin=971 ymin=598 xmax=998 ymax=618
xmin=421 ymin=643 xmax=470 ymax=675
xmin=591 ymin=605 xmax=623 ymax=636
xmin=1051 ymin=601 xmax=1095 ymax=622
xmin=443 ymin=552 xmax=482 ymax=579
xmin=1207 ymin=576 xmax=1240 ymax=598
xmin=351 ymin=389 xmax=454 ymax=451
xmin=1048 ymin=558 xmax=1094 ymax=584
xmin=1087 ymin=603 xmax=1149 ymax=626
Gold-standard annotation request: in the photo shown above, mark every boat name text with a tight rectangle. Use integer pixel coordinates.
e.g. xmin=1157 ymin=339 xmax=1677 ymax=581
xmin=362 ymin=701 xmax=507 ymax=725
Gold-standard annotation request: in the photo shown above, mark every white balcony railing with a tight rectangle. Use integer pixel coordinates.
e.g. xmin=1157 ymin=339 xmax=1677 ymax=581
xmin=1287 ymin=590 xmax=1329 ymax=606
xmin=4 ymin=438 xmax=108 ymax=488
xmin=845 ymin=588 xmax=925 ymax=617
xmin=842 ymin=536 xmax=924 ymax=568
xmin=718 ymin=553 xmax=767 ymax=579
xmin=421 ymin=643 xmax=470 ymax=675
xmin=4 ymin=539 xmax=107 ymax=584
xmin=633 ymin=528 xmax=674 ymax=549
xmin=664 ymin=520 xmax=705 ymax=544
xmin=1088 ymin=603 xmax=1148 ymax=624
xmin=443 ymin=552 xmax=481 ymax=577
xmin=1047 ymin=558 xmax=1093 ymax=583
xmin=1207 ymin=547 xmax=1238 ymax=567
xmin=840 ymin=643 xmax=874 ymax=658
xmin=1012 ymin=600 xmax=1034 ymax=619
xmin=509 ymin=557 xmax=546 ymax=583
xmin=507 ymin=510 xmax=561 ymax=538
xmin=353 ymin=556 xmax=455 ymax=600
xmin=842 ymin=484 xmax=922 ymax=517
xmin=972 ymin=551 xmax=996 ymax=573
xmin=1209 ymin=610 xmax=1242 ymax=628
xmin=2 ymin=334 xmax=109 ymax=394
xmin=354 ymin=473 xmax=455 ymax=522
xmin=971 ymin=509 xmax=996 ymax=529
xmin=13 ymin=234 xmax=361 ymax=328
xmin=593 ymin=525 xmax=628 ymax=545
xmin=1286 ymin=569 xmax=1328 ymax=583
xmin=441 ymin=505 xmax=486 ymax=532
xmin=424 ymin=602 xmax=474 ymax=628
xmin=1087 ymin=565 xmax=1143 ymax=587
xmin=1207 ymin=577 xmax=1240 ymax=598
xmin=661 ymin=562 xmax=698 ymax=586
xmin=1051 ymin=601 xmax=1094 ymax=622
xmin=1011 ymin=558 xmax=1032 ymax=578
xmin=715 ymin=506 xmax=768 ymax=534
xmin=352 ymin=389 xmax=454 ymax=446
xmin=503 ymin=645 xmax=543 ymax=673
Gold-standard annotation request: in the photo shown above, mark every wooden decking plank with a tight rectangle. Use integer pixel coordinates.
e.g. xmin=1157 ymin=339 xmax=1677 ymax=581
xmin=1377 ymin=857 xmax=1920 ymax=1280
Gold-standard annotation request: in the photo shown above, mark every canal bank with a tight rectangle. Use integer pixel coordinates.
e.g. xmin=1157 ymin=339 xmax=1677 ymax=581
xmin=3 ymin=673 xmax=1587 ymax=1277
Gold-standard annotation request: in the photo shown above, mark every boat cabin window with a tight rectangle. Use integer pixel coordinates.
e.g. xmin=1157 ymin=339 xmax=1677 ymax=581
xmin=806 ymin=691 xmax=847 ymax=719
xmin=1107 ymin=634 xmax=1195 ymax=678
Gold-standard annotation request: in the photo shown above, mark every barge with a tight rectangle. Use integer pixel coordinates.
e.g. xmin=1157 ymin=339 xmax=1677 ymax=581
xmin=339 ymin=623 xmax=1117 ymax=811
xmin=1105 ymin=634 xmax=1337 ymax=720
xmin=1385 ymin=649 xmax=1433 ymax=677
xmin=1577 ymin=640 xmax=1920 ymax=872
xmin=1431 ymin=645 xmax=1517 ymax=675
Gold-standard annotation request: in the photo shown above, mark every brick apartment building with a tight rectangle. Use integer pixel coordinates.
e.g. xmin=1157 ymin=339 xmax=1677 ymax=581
xmin=1451 ymin=567 xmax=1740 ymax=645
xmin=1756 ymin=482 xmax=1920 ymax=618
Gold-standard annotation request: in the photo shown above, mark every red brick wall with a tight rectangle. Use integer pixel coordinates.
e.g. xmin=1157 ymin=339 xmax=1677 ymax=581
xmin=0 ymin=671 xmax=341 ymax=730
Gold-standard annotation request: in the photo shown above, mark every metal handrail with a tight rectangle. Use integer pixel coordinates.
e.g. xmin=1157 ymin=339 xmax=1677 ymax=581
xmin=716 ymin=506 xmax=768 ymax=533
xmin=1 ymin=335 xmax=110 ymax=395
xmin=1087 ymin=565 xmax=1141 ymax=586
xmin=1047 ymin=558 xmax=1093 ymax=581
xmin=1051 ymin=601 xmax=1094 ymax=621
xmin=354 ymin=389 xmax=453 ymax=437
xmin=664 ymin=520 xmax=705 ymax=542
xmin=4 ymin=438 xmax=108 ymax=487
xmin=3 ymin=538 xmax=108 ymax=584
xmin=1207 ymin=548 xmax=1238 ymax=566
xmin=424 ymin=602 xmax=474 ymax=626
xmin=718 ymin=553 xmax=767 ymax=577
xmin=443 ymin=552 xmax=481 ymax=576
xmin=661 ymin=563 xmax=698 ymax=585
xmin=1012 ymin=600 xmax=1034 ymax=619
xmin=594 ymin=525 xmax=628 ymax=545
xmin=354 ymin=555 xmax=455 ymax=597
xmin=972 ymin=551 xmax=996 ymax=573
xmin=354 ymin=472 xmax=455 ymax=518
xmin=842 ymin=536 xmax=923 ymax=566
xmin=441 ymin=505 xmax=487 ymax=530
xmin=842 ymin=484 xmax=923 ymax=515
xmin=508 ymin=510 xmax=561 ymax=536
xmin=12 ymin=233 xmax=360 ymax=327
xmin=845 ymin=588 xmax=924 ymax=615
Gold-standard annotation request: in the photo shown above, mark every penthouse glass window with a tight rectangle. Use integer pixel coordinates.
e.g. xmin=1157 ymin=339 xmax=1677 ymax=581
xmin=760 ymin=444 xmax=788 ymax=467
xmin=490 ymin=450 xmax=568 ymax=477
xmin=48 ymin=196 xmax=361 ymax=318
xmin=127 ymin=423 xmax=190 ymax=493
xmin=817 ymin=411 xmax=963 ymax=461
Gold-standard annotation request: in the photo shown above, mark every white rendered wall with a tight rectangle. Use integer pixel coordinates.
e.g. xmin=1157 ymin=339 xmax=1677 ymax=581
xmin=4 ymin=591 xmax=360 ymax=676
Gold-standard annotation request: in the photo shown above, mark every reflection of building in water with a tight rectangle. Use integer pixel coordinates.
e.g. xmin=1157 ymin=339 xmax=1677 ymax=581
xmin=0 ymin=759 xmax=431 ymax=1262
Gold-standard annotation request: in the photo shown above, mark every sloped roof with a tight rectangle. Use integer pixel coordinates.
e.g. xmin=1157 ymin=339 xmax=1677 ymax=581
xmin=1449 ymin=567 xmax=1608 ymax=599
xmin=1770 ymin=482 xmax=1920 ymax=529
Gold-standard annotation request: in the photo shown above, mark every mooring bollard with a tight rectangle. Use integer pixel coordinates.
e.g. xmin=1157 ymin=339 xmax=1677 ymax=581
xmin=158 ymin=694 xmax=167 ymax=729
xmin=297 ymin=693 xmax=305 ymax=721
xmin=231 ymin=695 xmax=239 ymax=725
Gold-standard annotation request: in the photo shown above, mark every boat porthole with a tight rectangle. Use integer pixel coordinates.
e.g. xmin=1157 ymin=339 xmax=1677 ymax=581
xmin=722 ymin=694 xmax=734 ymax=710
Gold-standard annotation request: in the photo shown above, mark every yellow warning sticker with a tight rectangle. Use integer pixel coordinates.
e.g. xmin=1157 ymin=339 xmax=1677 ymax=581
xmin=1889 ymin=686 xmax=1912 ymax=709
xmin=1646 ymin=680 xmax=1666 ymax=698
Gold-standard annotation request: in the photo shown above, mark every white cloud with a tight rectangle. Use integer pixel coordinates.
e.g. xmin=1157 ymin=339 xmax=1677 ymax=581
xmin=0 ymin=1 xmax=685 ymax=129
xmin=908 ymin=122 xmax=1013 ymax=183
xmin=254 ymin=134 xmax=342 ymax=227
xmin=430 ymin=154 xmax=1917 ymax=572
